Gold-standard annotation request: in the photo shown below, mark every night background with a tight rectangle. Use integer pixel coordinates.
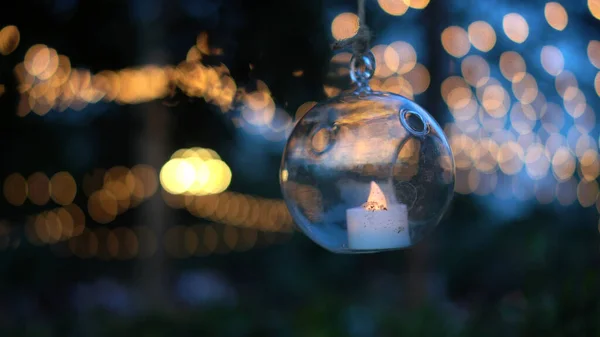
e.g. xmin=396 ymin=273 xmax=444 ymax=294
xmin=0 ymin=0 xmax=600 ymax=335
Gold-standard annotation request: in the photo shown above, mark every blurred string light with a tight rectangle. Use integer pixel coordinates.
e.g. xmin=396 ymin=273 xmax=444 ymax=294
xmin=0 ymin=25 xmax=19 ymax=56
xmin=13 ymin=31 xmax=290 ymax=145
xmin=237 ymin=80 xmax=294 ymax=142
xmin=21 ymin=203 xmax=289 ymax=258
xmin=468 ymin=21 xmax=496 ymax=52
xmin=87 ymin=165 xmax=158 ymax=224
xmin=160 ymin=147 xmax=231 ymax=196
xmin=588 ymin=41 xmax=600 ymax=69
xmin=331 ymin=12 xmax=359 ymax=40
xmin=590 ymin=0 xmax=600 ymax=20
xmin=25 ymin=204 xmax=86 ymax=245
xmin=544 ymin=2 xmax=568 ymax=31
xmin=502 ymin=13 xmax=529 ymax=44
xmin=162 ymin=190 xmax=294 ymax=232
xmin=54 ymin=222 xmax=286 ymax=259
xmin=438 ymin=6 xmax=600 ymax=212
xmin=14 ymin=34 xmax=236 ymax=117
xmin=441 ymin=26 xmax=470 ymax=58
xmin=376 ymin=0 xmax=430 ymax=16
xmin=163 ymin=223 xmax=290 ymax=258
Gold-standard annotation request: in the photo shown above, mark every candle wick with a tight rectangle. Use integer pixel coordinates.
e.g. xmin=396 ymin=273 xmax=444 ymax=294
xmin=362 ymin=201 xmax=387 ymax=211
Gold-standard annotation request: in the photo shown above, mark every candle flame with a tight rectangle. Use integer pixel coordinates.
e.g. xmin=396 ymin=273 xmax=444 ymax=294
xmin=363 ymin=181 xmax=388 ymax=211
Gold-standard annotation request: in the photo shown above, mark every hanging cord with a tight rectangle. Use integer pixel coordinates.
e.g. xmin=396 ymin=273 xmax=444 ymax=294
xmin=331 ymin=0 xmax=371 ymax=56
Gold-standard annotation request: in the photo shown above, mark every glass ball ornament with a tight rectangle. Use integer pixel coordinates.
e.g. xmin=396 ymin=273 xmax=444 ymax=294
xmin=279 ymin=53 xmax=455 ymax=253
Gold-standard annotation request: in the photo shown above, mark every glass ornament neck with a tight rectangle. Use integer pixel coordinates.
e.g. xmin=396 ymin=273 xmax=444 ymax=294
xmin=350 ymin=52 xmax=375 ymax=94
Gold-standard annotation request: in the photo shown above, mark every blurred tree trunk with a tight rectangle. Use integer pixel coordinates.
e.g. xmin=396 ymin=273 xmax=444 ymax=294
xmin=133 ymin=0 xmax=172 ymax=312
xmin=407 ymin=0 xmax=449 ymax=308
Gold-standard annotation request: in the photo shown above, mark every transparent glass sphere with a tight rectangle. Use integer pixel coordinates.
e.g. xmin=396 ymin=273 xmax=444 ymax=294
xmin=280 ymin=90 xmax=455 ymax=253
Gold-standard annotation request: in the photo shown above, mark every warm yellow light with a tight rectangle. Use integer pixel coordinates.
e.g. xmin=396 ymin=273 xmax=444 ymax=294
xmin=331 ymin=13 xmax=359 ymax=40
xmin=545 ymin=2 xmax=568 ymax=30
xmin=468 ymin=21 xmax=496 ymax=52
xmin=160 ymin=159 xmax=195 ymax=195
xmin=512 ymin=73 xmax=538 ymax=104
xmin=588 ymin=41 xmax=600 ymax=69
xmin=441 ymin=26 xmax=470 ymax=58
xmin=49 ymin=171 xmax=77 ymax=206
xmin=589 ymin=0 xmax=600 ymax=20
xmin=499 ymin=51 xmax=526 ymax=82
xmin=364 ymin=181 xmax=387 ymax=210
xmin=161 ymin=149 xmax=231 ymax=196
xmin=3 ymin=173 xmax=27 ymax=206
xmin=385 ymin=41 xmax=417 ymax=75
xmin=404 ymin=63 xmax=430 ymax=94
xmin=502 ymin=13 xmax=529 ymax=43
xmin=0 ymin=25 xmax=20 ymax=56
xmin=461 ymin=55 xmax=490 ymax=87
xmin=403 ymin=0 xmax=430 ymax=9
xmin=378 ymin=0 xmax=408 ymax=16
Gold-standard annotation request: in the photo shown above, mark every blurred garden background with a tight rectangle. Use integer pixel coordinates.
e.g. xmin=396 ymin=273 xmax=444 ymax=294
xmin=0 ymin=0 xmax=600 ymax=335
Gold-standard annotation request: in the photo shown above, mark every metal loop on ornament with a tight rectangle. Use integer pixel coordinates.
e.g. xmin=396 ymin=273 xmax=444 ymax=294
xmin=400 ymin=109 xmax=430 ymax=137
xmin=350 ymin=52 xmax=375 ymax=91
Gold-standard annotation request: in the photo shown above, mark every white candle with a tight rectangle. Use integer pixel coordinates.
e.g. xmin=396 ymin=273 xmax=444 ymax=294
xmin=346 ymin=181 xmax=410 ymax=250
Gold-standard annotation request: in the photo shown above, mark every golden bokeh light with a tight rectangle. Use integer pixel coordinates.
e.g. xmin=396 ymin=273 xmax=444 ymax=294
xmin=545 ymin=2 xmax=568 ymax=31
xmin=0 ymin=25 xmax=20 ymax=56
xmin=589 ymin=0 xmax=600 ymax=20
xmin=552 ymin=147 xmax=576 ymax=181
xmin=512 ymin=73 xmax=538 ymax=104
xmin=331 ymin=13 xmax=359 ymax=40
xmin=540 ymin=45 xmax=564 ymax=76
xmin=184 ymin=191 xmax=294 ymax=232
xmin=3 ymin=173 xmax=27 ymax=206
xmin=525 ymin=143 xmax=551 ymax=180
xmin=378 ymin=0 xmax=408 ymax=16
xmin=502 ymin=13 xmax=529 ymax=43
xmin=88 ymin=190 xmax=117 ymax=224
xmin=461 ymin=55 xmax=490 ymax=87
xmin=404 ymin=64 xmax=430 ymax=94
xmin=563 ymin=88 xmax=586 ymax=118
xmin=580 ymin=150 xmax=600 ymax=182
xmin=555 ymin=70 xmax=578 ymax=99
xmin=161 ymin=148 xmax=231 ymax=196
xmin=384 ymin=41 xmax=417 ymax=75
xmin=468 ymin=21 xmax=496 ymax=52
xmin=480 ymin=82 xmax=511 ymax=118
xmin=27 ymin=172 xmax=50 ymax=206
xmin=160 ymin=159 xmax=196 ymax=195
xmin=371 ymin=44 xmax=395 ymax=78
xmin=441 ymin=26 xmax=470 ymax=58
xmin=595 ymin=72 xmax=600 ymax=96
xmin=497 ymin=141 xmax=524 ymax=175
xmin=403 ymin=0 xmax=430 ymax=9
xmin=50 ymin=172 xmax=77 ymax=205
xmin=588 ymin=41 xmax=600 ymax=68
xmin=382 ymin=76 xmax=413 ymax=98
xmin=499 ymin=51 xmax=526 ymax=82
xmin=510 ymin=103 xmax=537 ymax=135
